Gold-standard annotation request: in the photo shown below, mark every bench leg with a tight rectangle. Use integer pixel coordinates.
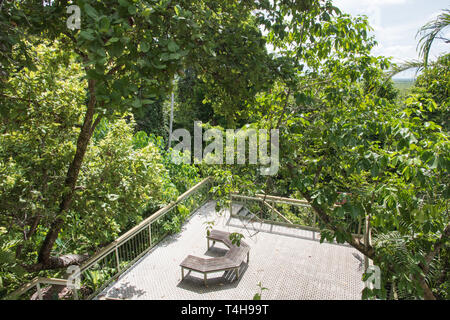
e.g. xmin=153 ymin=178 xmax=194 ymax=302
xmin=247 ymin=252 xmax=250 ymax=263
xmin=204 ymin=273 xmax=208 ymax=287
xmin=181 ymin=267 xmax=184 ymax=280
xmin=207 ymin=239 xmax=216 ymax=250
xmin=235 ymin=268 xmax=239 ymax=280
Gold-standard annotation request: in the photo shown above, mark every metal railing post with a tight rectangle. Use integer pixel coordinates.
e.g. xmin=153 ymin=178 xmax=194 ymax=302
xmin=148 ymin=223 xmax=152 ymax=248
xmin=364 ymin=216 xmax=370 ymax=272
xmin=36 ymin=282 xmax=43 ymax=300
xmin=115 ymin=246 xmax=121 ymax=272
xmin=312 ymin=212 xmax=317 ymax=240
xmin=357 ymin=218 xmax=362 ymax=236
xmin=271 ymin=200 xmax=275 ymax=220
xmin=229 ymin=193 xmax=233 ymax=216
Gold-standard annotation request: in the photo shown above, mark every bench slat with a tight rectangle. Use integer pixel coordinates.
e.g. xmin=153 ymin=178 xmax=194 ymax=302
xmin=180 ymin=229 xmax=250 ymax=279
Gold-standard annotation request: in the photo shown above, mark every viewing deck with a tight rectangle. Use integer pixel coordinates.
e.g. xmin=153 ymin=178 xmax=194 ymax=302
xmin=98 ymin=201 xmax=365 ymax=300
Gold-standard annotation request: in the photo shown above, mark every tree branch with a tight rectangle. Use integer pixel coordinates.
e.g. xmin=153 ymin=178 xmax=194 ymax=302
xmin=423 ymin=222 xmax=450 ymax=273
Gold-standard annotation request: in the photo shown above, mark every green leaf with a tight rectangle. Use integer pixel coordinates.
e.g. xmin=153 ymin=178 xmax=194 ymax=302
xmin=295 ymin=93 xmax=308 ymax=105
xmin=160 ymin=52 xmax=170 ymax=61
xmin=128 ymin=5 xmax=137 ymax=15
xmin=79 ymin=30 xmax=95 ymax=41
xmin=99 ymin=16 xmax=110 ymax=33
xmin=142 ymin=8 xmax=152 ymax=18
xmin=169 ymin=52 xmax=182 ymax=60
xmin=371 ymin=164 xmax=379 ymax=177
xmin=140 ymin=42 xmax=150 ymax=53
xmin=132 ymin=98 xmax=142 ymax=108
xmin=106 ymin=37 xmax=119 ymax=46
xmin=350 ymin=205 xmax=361 ymax=219
xmin=168 ymin=40 xmax=179 ymax=52
xmin=84 ymin=4 xmax=99 ymax=19
xmin=141 ymin=99 xmax=154 ymax=105
xmin=86 ymin=69 xmax=102 ymax=80
xmin=429 ymin=156 xmax=439 ymax=169
xmin=154 ymin=63 xmax=166 ymax=70
xmin=174 ymin=5 xmax=182 ymax=16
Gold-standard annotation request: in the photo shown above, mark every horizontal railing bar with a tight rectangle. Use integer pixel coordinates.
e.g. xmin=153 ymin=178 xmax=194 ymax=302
xmin=231 ymin=194 xmax=309 ymax=206
xmin=38 ymin=278 xmax=68 ymax=286
xmin=6 ymin=277 xmax=40 ymax=299
xmin=80 ymin=177 xmax=212 ymax=271
xmin=6 ymin=277 xmax=68 ymax=299
xmin=230 ymin=214 xmax=363 ymax=239
xmin=231 ymin=193 xmax=340 ymax=208
xmin=256 ymin=194 xmax=310 ymax=205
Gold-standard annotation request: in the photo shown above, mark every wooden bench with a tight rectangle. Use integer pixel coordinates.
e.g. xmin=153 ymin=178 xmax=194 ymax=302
xmin=180 ymin=230 xmax=250 ymax=286
xmin=207 ymin=229 xmax=233 ymax=249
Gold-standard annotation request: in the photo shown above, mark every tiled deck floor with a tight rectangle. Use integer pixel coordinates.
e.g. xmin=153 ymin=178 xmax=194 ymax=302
xmin=99 ymin=201 xmax=365 ymax=300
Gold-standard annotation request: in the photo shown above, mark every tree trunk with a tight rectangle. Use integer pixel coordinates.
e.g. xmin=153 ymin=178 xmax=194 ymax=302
xmin=415 ymin=222 xmax=450 ymax=300
xmin=300 ymin=189 xmax=376 ymax=259
xmin=37 ymin=80 xmax=100 ymax=268
xmin=26 ymin=253 xmax=90 ymax=273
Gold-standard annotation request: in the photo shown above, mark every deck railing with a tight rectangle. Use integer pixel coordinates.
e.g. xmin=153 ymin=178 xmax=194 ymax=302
xmin=8 ymin=181 xmax=372 ymax=300
xmin=230 ymin=193 xmax=372 ymax=271
xmin=7 ymin=177 xmax=213 ymax=300
xmin=230 ymin=193 xmax=364 ymax=239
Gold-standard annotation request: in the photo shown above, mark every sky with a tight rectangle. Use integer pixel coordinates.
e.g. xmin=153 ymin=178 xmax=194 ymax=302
xmin=333 ymin=0 xmax=450 ymax=78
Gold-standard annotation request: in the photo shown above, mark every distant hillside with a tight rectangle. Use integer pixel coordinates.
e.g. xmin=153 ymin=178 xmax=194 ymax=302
xmin=393 ymin=78 xmax=415 ymax=95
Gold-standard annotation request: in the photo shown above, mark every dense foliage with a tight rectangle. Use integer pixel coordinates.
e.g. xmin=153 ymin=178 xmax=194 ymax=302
xmin=0 ymin=41 xmax=200 ymax=295
xmin=199 ymin=4 xmax=449 ymax=300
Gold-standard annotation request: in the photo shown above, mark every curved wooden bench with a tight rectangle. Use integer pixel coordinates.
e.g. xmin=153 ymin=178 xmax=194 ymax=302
xmin=207 ymin=229 xmax=234 ymax=249
xmin=180 ymin=230 xmax=250 ymax=286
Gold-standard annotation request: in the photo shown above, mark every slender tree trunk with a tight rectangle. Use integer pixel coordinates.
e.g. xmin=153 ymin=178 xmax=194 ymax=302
xmin=416 ymin=222 xmax=450 ymax=300
xmin=37 ymin=80 xmax=100 ymax=267
xmin=416 ymin=275 xmax=437 ymax=300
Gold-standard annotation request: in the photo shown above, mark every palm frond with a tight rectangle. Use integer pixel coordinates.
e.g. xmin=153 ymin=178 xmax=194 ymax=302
xmin=384 ymin=60 xmax=424 ymax=81
xmin=417 ymin=9 xmax=450 ymax=68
